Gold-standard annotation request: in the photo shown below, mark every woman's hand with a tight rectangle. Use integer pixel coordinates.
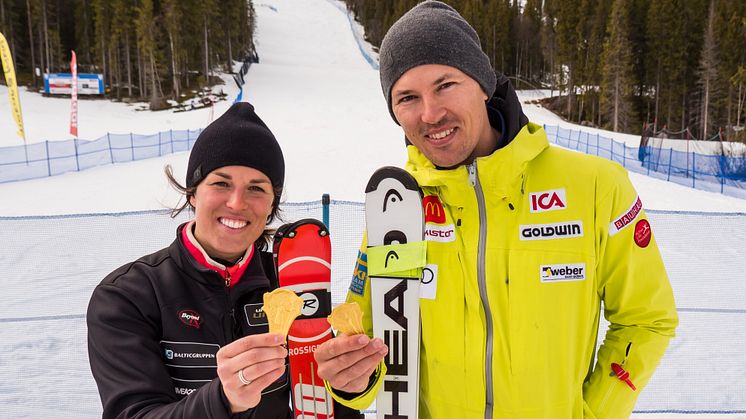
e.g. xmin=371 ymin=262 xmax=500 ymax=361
xmin=314 ymin=334 xmax=388 ymax=393
xmin=216 ymin=333 xmax=287 ymax=413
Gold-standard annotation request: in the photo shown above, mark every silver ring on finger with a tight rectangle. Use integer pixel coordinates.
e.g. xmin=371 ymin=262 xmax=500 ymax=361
xmin=237 ymin=369 xmax=252 ymax=386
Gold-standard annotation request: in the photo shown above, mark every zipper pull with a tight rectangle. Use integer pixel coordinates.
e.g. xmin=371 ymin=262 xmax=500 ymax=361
xmin=610 ymin=363 xmax=636 ymax=391
xmin=520 ymin=174 xmax=526 ymax=195
xmin=467 ymin=162 xmax=477 ymax=187
xmin=224 ymin=271 xmax=231 ymax=288
xmin=610 ymin=342 xmax=636 ymax=390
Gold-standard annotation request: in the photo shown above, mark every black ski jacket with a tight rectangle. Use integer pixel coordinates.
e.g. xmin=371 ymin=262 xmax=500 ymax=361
xmin=87 ymin=223 xmax=362 ymax=419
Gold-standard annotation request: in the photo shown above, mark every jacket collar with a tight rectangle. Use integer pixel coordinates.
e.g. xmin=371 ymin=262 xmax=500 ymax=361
xmin=174 ymin=221 xmax=255 ymax=288
xmin=406 ymin=119 xmax=548 ymax=209
xmin=488 ymin=72 xmax=529 ymax=150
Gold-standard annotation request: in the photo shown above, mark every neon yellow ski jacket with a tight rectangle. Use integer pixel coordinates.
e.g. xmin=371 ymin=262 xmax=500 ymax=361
xmin=331 ymin=122 xmax=678 ymax=418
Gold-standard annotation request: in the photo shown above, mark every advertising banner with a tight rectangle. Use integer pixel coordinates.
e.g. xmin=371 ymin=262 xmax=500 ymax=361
xmin=44 ymin=73 xmax=104 ymax=95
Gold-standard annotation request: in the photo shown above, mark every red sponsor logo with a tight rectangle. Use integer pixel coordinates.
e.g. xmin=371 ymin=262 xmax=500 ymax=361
xmin=423 ymin=195 xmax=446 ymax=224
xmin=178 ymin=310 xmax=202 ymax=329
xmin=529 ymin=189 xmax=567 ymax=213
xmin=612 ymin=197 xmax=643 ymax=233
xmin=634 ymin=219 xmax=651 ymax=248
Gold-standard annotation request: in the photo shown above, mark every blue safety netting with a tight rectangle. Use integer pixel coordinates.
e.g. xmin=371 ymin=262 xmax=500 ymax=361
xmin=544 ymin=125 xmax=746 ymax=200
xmin=0 ymin=129 xmax=201 ymax=183
xmin=4 ymin=125 xmax=745 ymax=204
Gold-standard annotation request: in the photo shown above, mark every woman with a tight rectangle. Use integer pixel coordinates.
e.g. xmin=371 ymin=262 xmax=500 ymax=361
xmin=87 ymin=102 xmax=361 ymax=419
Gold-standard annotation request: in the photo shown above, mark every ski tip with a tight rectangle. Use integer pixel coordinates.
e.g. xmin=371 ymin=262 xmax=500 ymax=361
xmin=365 ymin=166 xmax=420 ymax=194
xmin=273 ymin=218 xmax=329 ymax=242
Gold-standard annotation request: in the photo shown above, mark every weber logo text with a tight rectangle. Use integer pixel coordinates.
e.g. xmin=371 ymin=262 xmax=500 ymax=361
xmin=540 ymin=263 xmax=586 ymax=282
xmin=520 ymin=221 xmax=584 ymax=240
xmin=529 ymin=189 xmax=567 ymax=213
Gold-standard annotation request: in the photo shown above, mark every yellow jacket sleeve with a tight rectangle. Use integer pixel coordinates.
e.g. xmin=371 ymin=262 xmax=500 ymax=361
xmin=583 ymin=165 xmax=679 ymax=418
xmin=325 ymin=233 xmax=388 ymax=410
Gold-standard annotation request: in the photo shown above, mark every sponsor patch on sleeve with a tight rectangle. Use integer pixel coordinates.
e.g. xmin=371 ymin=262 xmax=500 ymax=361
xmin=349 ymin=250 xmax=368 ymax=296
xmin=634 ymin=219 xmax=652 ymax=248
xmin=609 ymin=196 xmax=643 ymax=236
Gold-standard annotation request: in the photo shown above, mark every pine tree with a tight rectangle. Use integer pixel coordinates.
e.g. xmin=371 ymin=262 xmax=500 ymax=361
xmin=732 ymin=17 xmax=746 ymax=130
xmin=555 ymin=0 xmax=583 ymax=120
xmin=541 ymin=0 xmax=558 ymax=93
xmin=696 ymin=0 xmax=725 ymax=140
xmin=522 ymin=0 xmax=543 ymax=83
xmin=646 ymin=0 xmax=687 ymax=131
xmin=135 ymin=0 xmax=164 ymax=108
xmin=628 ymin=0 xmax=649 ymax=125
xmin=715 ymin=1 xmax=746 ymax=133
xmin=0 ymin=0 xmax=19 ymax=67
xmin=586 ymin=0 xmax=612 ymax=126
xmin=484 ymin=0 xmax=511 ymax=74
xmin=600 ymin=0 xmax=636 ymax=132
xmin=682 ymin=0 xmax=709 ymax=135
xmin=162 ymin=0 xmax=180 ymax=99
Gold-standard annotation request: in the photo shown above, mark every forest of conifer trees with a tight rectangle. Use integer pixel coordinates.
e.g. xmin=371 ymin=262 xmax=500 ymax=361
xmin=0 ymin=0 xmax=744 ymax=139
xmin=0 ymin=0 xmax=257 ymax=109
xmin=345 ymin=0 xmax=746 ymax=140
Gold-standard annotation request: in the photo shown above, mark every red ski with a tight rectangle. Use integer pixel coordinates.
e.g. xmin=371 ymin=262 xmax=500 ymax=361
xmin=273 ymin=219 xmax=335 ymax=419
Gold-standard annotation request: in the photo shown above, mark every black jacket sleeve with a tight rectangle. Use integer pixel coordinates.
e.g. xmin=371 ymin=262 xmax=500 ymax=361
xmin=87 ymin=280 xmax=233 ymax=419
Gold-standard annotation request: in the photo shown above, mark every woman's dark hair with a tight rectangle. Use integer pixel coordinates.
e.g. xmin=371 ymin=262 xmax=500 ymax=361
xmin=165 ymin=164 xmax=283 ymax=250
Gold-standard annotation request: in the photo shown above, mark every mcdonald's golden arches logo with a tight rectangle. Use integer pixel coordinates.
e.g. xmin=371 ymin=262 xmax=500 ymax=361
xmin=423 ymin=195 xmax=446 ymax=224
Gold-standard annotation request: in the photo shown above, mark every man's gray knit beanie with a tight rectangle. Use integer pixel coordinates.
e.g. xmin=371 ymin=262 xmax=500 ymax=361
xmin=379 ymin=0 xmax=497 ymax=124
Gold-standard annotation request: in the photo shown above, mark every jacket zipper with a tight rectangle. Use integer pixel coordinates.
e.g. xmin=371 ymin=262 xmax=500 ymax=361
xmin=469 ymin=162 xmax=494 ymax=419
xmin=223 ymin=271 xmax=238 ymax=342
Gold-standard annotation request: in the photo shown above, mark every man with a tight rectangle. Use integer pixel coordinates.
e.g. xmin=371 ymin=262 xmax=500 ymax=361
xmin=315 ymin=2 xmax=678 ymax=418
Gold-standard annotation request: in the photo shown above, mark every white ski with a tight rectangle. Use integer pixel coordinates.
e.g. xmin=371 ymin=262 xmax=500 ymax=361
xmin=365 ymin=166 xmax=425 ymax=419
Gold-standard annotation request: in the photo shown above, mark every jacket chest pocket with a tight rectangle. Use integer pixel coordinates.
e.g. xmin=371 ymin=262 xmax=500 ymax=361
xmin=240 ymin=302 xmax=269 ymax=335
xmin=160 ymin=340 xmax=219 ymax=397
xmin=507 ymin=249 xmax=597 ymax=379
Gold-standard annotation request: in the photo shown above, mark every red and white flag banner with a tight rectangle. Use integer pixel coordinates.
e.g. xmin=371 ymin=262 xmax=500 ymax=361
xmin=70 ymin=50 xmax=78 ymax=137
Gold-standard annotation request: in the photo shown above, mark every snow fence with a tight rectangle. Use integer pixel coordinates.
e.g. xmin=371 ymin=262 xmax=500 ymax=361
xmin=0 ymin=128 xmax=201 ymax=183
xmin=1 ymin=201 xmax=744 ymax=417
xmin=545 ymin=125 xmax=746 ymax=200
xmin=2 ymin=125 xmax=745 ymax=203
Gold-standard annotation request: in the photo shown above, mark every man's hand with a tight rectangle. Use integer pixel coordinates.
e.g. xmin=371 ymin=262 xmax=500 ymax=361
xmin=314 ymin=334 xmax=388 ymax=393
xmin=216 ymin=333 xmax=287 ymax=413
